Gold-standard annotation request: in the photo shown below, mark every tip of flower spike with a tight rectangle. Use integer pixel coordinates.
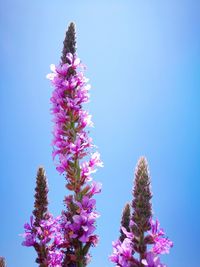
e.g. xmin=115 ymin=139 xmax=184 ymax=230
xmin=61 ymin=22 xmax=76 ymax=63
xmin=37 ymin=166 xmax=46 ymax=176
xmin=68 ymin=22 xmax=76 ymax=33
xmin=136 ymin=156 xmax=148 ymax=170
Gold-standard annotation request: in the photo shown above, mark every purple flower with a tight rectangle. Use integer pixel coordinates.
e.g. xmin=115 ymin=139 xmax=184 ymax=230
xmin=121 ymin=226 xmax=134 ymax=240
xmin=22 ymin=232 xmax=36 ymax=247
xmin=149 ymin=219 xmax=173 ymax=255
xmin=71 ymin=211 xmax=98 ymax=243
xmin=88 ymin=181 xmax=102 ymax=196
xmin=22 ymin=216 xmax=36 ymax=247
xmin=48 ymin=250 xmax=64 ymax=267
xmin=47 ymin=52 xmax=103 ymax=181
xmin=22 ymin=215 xmax=63 ymax=247
xmin=110 ymin=238 xmax=133 ymax=267
xmin=76 ymin=196 xmax=96 ymax=213
xmin=142 ymin=252 xmax=166 ymax=267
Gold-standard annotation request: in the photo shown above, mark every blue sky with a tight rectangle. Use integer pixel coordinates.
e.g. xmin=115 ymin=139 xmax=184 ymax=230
xmin=0 ymin=0 xmax=200 ymax=266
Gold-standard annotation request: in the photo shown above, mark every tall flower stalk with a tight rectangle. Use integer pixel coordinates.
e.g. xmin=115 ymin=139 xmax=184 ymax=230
xmin=22 ymin=167 xmax=63 ymax=267
xmin=47 ymin=22 xmax=103 ymax=267
xmin=110 ymin=157 xmax=173 ymax=267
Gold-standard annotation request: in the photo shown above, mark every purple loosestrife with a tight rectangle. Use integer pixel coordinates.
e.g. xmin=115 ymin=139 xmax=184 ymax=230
xmin=47 ymin=22 xmax=103 ymax=267
xmin=110 ymin=157 xmax=173 ymax=267
xmin=22 ymin=167 xmax=63 ymax=267
xmin=149 ymin=219 xmax=173 ymax=255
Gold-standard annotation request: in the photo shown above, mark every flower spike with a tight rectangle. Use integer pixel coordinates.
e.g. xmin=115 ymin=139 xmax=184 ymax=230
xmin=61 ymin=22 xmax=76 ymax=63
xmin=33 ymin=167 xmax=50 ymax=226
xmin=131 ymin=157 xmax=152 ymax=259
xmin=48 ymin=22 xmax=103 ymax=266
xmin=110 ymin=157 xmax=173 ymax=267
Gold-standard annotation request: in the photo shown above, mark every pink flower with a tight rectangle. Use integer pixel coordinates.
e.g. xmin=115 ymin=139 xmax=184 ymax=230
xmin=48 ymin=250 xmax=64 ymax=267
xmin=22 ymin=216 xmax=36 ymax=247
xmin=89 ymin=152 xmax=104 ymax=168
xmin=121 ymin=226 xmax=134 ymax=240
xmin=22 ymin=215 xmax=63 ymax=248
xmin=76 ymin=196 xmax=96 ymax=213
xmin=150 ymin=219 xmax=173 ymax=255
xmin=47 ymin=48 xmax=103 ymax=264
xmin=110 ymin=238 xmax=133 ymax=267
xmin=69 ymin=211 xmax=97 ymax=243
xmin=46 ymin=64 xmax=56 ymax=80
xmin=142 ymin=252 xmax=166 ymax=267
xmin=88 ymin=181 xmax=102 ymax=196
xmin=48 ymin=53 xmax=103 ymax=183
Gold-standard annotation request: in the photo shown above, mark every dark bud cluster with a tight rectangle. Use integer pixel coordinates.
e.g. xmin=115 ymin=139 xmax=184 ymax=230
xmin=131 ymin=157 xmax=152 ymax=260
xmin=33 ymin=167 xmax=50 ymax=227
xmin=61 ymin=22 xmax=76 ymax=64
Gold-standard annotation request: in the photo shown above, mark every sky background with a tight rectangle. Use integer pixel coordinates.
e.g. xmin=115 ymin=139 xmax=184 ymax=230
xmin=0 ymin=0 xmax=200 ymax=266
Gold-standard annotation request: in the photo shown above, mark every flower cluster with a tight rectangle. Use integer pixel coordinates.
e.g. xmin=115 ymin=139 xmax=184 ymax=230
xmin=62 ymin=195 xmax=100 ymax=244
xmin=110 ymin=227 xmax=136 ymax=267
xmin=141 ymin=252 xmax=167 ymax=267
xmin=110 ymin=219 xmax=172 ymax=267
xmin=110 ymin=158 xmax=173 ymax=267
xmin=47 ymin=53 xmax=102 ymax=185
xmin=22 ymin=23 xmax=103 ymax=267
xmin=21 ymin=22 xmax=173 ymax=267
xmin=22 ymin=215 xmax=64 ymax=267
xmin=149 ymin=219 xmax=173 ymax=255
xmin=110 ymin=238 xmax=133 ymax=267
xmin=22 ymin=167 xmax=63 ymax=267
xmin=46 ymin=22 xmax=103 ymax=266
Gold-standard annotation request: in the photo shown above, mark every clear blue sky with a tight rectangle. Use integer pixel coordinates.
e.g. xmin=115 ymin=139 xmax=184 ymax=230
xmin=0 ymin=0 xmax=200 ymax=266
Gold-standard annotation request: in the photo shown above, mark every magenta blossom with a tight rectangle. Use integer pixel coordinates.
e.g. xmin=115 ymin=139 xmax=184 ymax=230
xmin=75 ymin=196 xmax=96 ymax=213
xmin=47 ymin=22 xmax=103 ymax=265
xmin=150 ymin=219 xmax=173 ymax=255
xmin=71 ymin=211 xmax=99 ymax=243
xmin=109 ymin=238 xmax=134 ymax=267
xmin=22 ymin=215 xmax=63 ymax=247
xmin=22 ymin=216 xmax=36 ymax=247
xmin=47 ymin=53 xmax=103 ymax=181
xmin=142 ymin=252 xmax=167 ymax=267
xmin=48 ymin=250 xmax=64 ymax=267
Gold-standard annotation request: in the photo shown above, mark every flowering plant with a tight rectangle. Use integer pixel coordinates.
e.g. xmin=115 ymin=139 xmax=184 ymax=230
xmin=21 ymin=23 xmax=173 ymax=267
xmin=22 ymin=23 xmax=103 ymax=267
xmin=110 ymin=157 xmax=173 ymax=267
